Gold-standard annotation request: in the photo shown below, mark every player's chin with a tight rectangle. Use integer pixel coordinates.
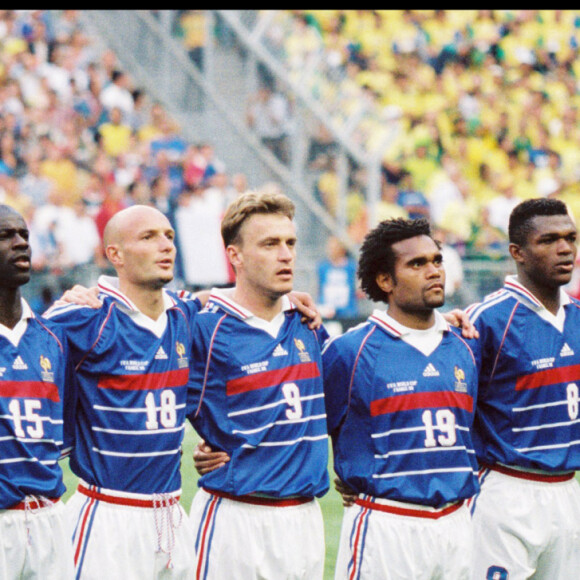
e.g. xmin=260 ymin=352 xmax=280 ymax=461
xmin=425 ymin=294 xmax=445 ymax=309
xmin=151 ymin=273 xmax=174 ymax=289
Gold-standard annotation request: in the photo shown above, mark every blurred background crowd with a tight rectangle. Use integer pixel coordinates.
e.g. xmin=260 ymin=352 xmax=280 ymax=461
xmin=2 ymin=10 xmax=580 ymax=322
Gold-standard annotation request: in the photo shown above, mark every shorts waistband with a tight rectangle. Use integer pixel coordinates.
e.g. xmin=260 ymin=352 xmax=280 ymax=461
xmin=8 ymin=496 xmax=59 ymax=511
xmin=77 ymin=482 xmax=181 ymax=508
xmin=204 ymin=488 xmax=313 ymax=507
xmin=482 ymin=463 xmax=575 ymax=483
xmin=355 ymin=495 xmax=464 ymax=520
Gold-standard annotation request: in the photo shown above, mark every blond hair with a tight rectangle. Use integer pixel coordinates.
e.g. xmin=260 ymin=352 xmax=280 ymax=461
xmin=221 ymin=189 xmax=295 ymax=247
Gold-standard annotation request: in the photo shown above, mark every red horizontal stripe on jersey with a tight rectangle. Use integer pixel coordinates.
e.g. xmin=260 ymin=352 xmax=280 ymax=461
xmin=97 ymin=368 xmax=189 ymax=391
xmin=515 ymin=364 xmax=580 ymax=391
xmin=370 ymin=391 xmax=473 ymax=417
xmin=226 ymin=362 xmax=321 ymax=396
xmin=0 ymin=381 xmax=60 ymax=402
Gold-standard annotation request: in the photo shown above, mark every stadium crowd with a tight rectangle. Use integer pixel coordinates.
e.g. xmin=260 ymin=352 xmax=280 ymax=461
xmin=0 ymin=9 xmax=244 ymax=311
xmin=3 ymin=9 xmax=580 ymax=306
xmin=2 ymin=10 xmax=580 ymax=580
xmin=259 ymin=10 xmax=580 ymax=259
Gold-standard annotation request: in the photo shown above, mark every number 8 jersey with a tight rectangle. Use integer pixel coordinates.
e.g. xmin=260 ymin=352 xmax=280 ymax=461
xmin=322 ymin=309 xmax=480 ymax=507
xmin=466 ymin=276 xmax=580 ymax=473
xmin=186 ymin=291 xmax=330 ymax=499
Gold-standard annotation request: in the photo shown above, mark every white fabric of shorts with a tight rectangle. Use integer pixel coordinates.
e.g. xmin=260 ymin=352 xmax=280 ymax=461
xmin=470 ymin=469 xmax=580 ymax=580
xmin=190 ymin=487 xmax=325 ymax=580
xmin=334 ymin=497 xmax=473 ymax=580
xmin=66 ymin=485 xmax=195 ymax=580
xmin=0 ymin=499 xmax=74 ymax=580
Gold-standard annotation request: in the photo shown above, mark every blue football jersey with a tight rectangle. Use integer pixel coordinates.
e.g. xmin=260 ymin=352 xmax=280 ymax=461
xmin=186 ymin=291 xmax=330 ymax=499
xmin=467 ymin=276 xmax=580 ymax=473
xmin=323 ymin=310 xmax=480 ymax=508
xmin=44 ymin=277 xmax=201 ymax=495
xmin=0 ymin=300 xmax=70 ymax=508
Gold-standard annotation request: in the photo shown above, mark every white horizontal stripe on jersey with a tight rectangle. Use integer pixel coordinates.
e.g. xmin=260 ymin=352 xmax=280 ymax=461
xmin=91 ymin=447 xmax=182 ymax=457
xmin=516 ymin=439 xmax=580 ymax=453
xmin=0 ymin=435 xmax=63 ymax=445
xmin=93 ymin=403 xmax=187 ymax=413
xmin=374 ymin=445 xmax=475 ymax=459
xmin=0 ymin=414 xmax=63 ymax=425
xmin=373 ymin=467 xmax=476 ymax=479
xmin=232 ymin=413 xmax=327 ymax=435
xmin=512 ymin=418 xmax=580 ymax=432
xmin=92 ymin=425 xmax=185 ymax=435
xmin=0 ymin=456 xmax=58 ymax=465
xmin=372 ymin=424 xmax=471 ymax=439
xmin=241 ymin=433 xmax=328 ymax=449
xmin=227 ymin=393 xmax=325 ymax=418
xmin=513 ymin=400 xmax=568 ymax=412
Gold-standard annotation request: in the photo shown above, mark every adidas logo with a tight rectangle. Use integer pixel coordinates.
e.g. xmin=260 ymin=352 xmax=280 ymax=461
xmin=560 ymin=343 xmax=574 ymax=357
xmin=423 ymin=363 xmax=439 ymax=377
xmin=272 ymin=344 xmax=288 ymax=357
xmin=12 ymin=356 xmax=28 ymax=370
xmin=155 ymin=346 xmax=168 ymax=360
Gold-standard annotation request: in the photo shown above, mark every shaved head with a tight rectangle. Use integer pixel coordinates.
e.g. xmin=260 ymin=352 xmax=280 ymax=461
xmin=103 ymin=204 xmax=176 ymax=295
xmin=104 ymin=205 xmax=169 ymax=248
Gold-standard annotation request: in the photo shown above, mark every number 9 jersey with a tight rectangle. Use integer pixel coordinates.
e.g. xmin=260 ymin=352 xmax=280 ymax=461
xmin=186 ymin=290 xmax=330 ymax=499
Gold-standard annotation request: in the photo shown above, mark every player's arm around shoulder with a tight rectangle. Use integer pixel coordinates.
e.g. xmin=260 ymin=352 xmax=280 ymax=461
xmin=321 ymin=330 xmax=363 ymax=437
xmin=43 ymin=296 xmax=115 ymax=356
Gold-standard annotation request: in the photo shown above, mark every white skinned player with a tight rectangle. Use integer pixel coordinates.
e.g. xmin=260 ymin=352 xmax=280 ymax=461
xmin=0 ymin=205 xmax=74 ymax=579
xmin=466 ymin=198 xmax=580 ymax=579
xmin=323 ymin=217 xmax=479 ymax=579
xmin=44 ymin=205 xmax=202 ymax=579
xmin=186 ymin=190 xmax=330 ymax=579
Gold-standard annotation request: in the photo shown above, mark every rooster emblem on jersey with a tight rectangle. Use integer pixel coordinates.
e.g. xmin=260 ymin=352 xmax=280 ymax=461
xmin=454 ymin=365 xmax=467 ymax=393
xmin=175 ymin=342 xmax=189 ymax=368
xmin=40 ymin=355 xmax=54 ymax=382
xmin=294 ymin=338 xmax=311 ymax=362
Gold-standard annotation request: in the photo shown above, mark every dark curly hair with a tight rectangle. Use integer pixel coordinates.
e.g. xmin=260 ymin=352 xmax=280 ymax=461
xmin=508 ymin=198 xmax=570 ymax=246
xmin=358 ymin=217 xmax=433 ymax=303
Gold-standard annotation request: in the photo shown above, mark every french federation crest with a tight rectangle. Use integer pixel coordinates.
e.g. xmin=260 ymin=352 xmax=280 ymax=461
xmin=294 ymin=338 xmax=311 ymax=362
xmin=176 ymin=341 xmax=189 ymax=368
xmin=40 ymin=355 xmax=54 ymax=382
xmin=454 ymin=365 xmax=467 ymax=393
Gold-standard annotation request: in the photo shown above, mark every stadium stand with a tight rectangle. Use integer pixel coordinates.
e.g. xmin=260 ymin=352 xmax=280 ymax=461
xmin=3 ymin=10 xmax=580 ymax=316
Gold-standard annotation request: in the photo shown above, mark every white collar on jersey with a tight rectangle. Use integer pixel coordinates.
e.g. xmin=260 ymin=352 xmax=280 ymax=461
xmin=369 ymin=309 xmax=449 ymax=356
xmin=0 ymin=298 xmax=34 ymax=347
xmin=97 ymin=276 xmax=176 ymax=337
xmin=504 ymin=275 xmax=570 ymax=332
xmin=207 ymin=287 xmax=294 ymax=339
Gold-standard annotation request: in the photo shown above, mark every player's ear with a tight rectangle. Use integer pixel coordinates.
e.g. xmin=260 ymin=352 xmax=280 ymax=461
xmin=105 ymin=244 xmax=122 ymax=266
xmin=508 ymin=242 xmax=524 ymax=264
xmin=375 ymin=271 xmax=394 ymax=294
xmin=226 ymin=244 xmax=242 ymax=270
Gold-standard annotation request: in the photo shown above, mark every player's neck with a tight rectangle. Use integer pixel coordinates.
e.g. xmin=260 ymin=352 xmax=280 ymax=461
xmin=0 ymin=288 xmax=23 ymax=329
xmin=119 ymin=282 xmax=166 ymax=320
xmin=386 ymin=305 xmax=436 ymax=330
xmin=231 ymin=285 xmax=284 ymax=322
xmin=517 ymin=274 xmax=561 ymax=315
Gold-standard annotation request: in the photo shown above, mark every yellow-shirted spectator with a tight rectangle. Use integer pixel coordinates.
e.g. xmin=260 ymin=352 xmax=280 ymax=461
xmin=403 ymin=142 xmax=440 ymax=193
xmin=438 ymin=191 xmax=480 ymax=242
xmin=179 ymin=10 xmax=206 ymax=69
xmin=98 ymin=107 xmax=133 ymax=159
xmin=39 ymin=139 xmax=80 ymax=205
